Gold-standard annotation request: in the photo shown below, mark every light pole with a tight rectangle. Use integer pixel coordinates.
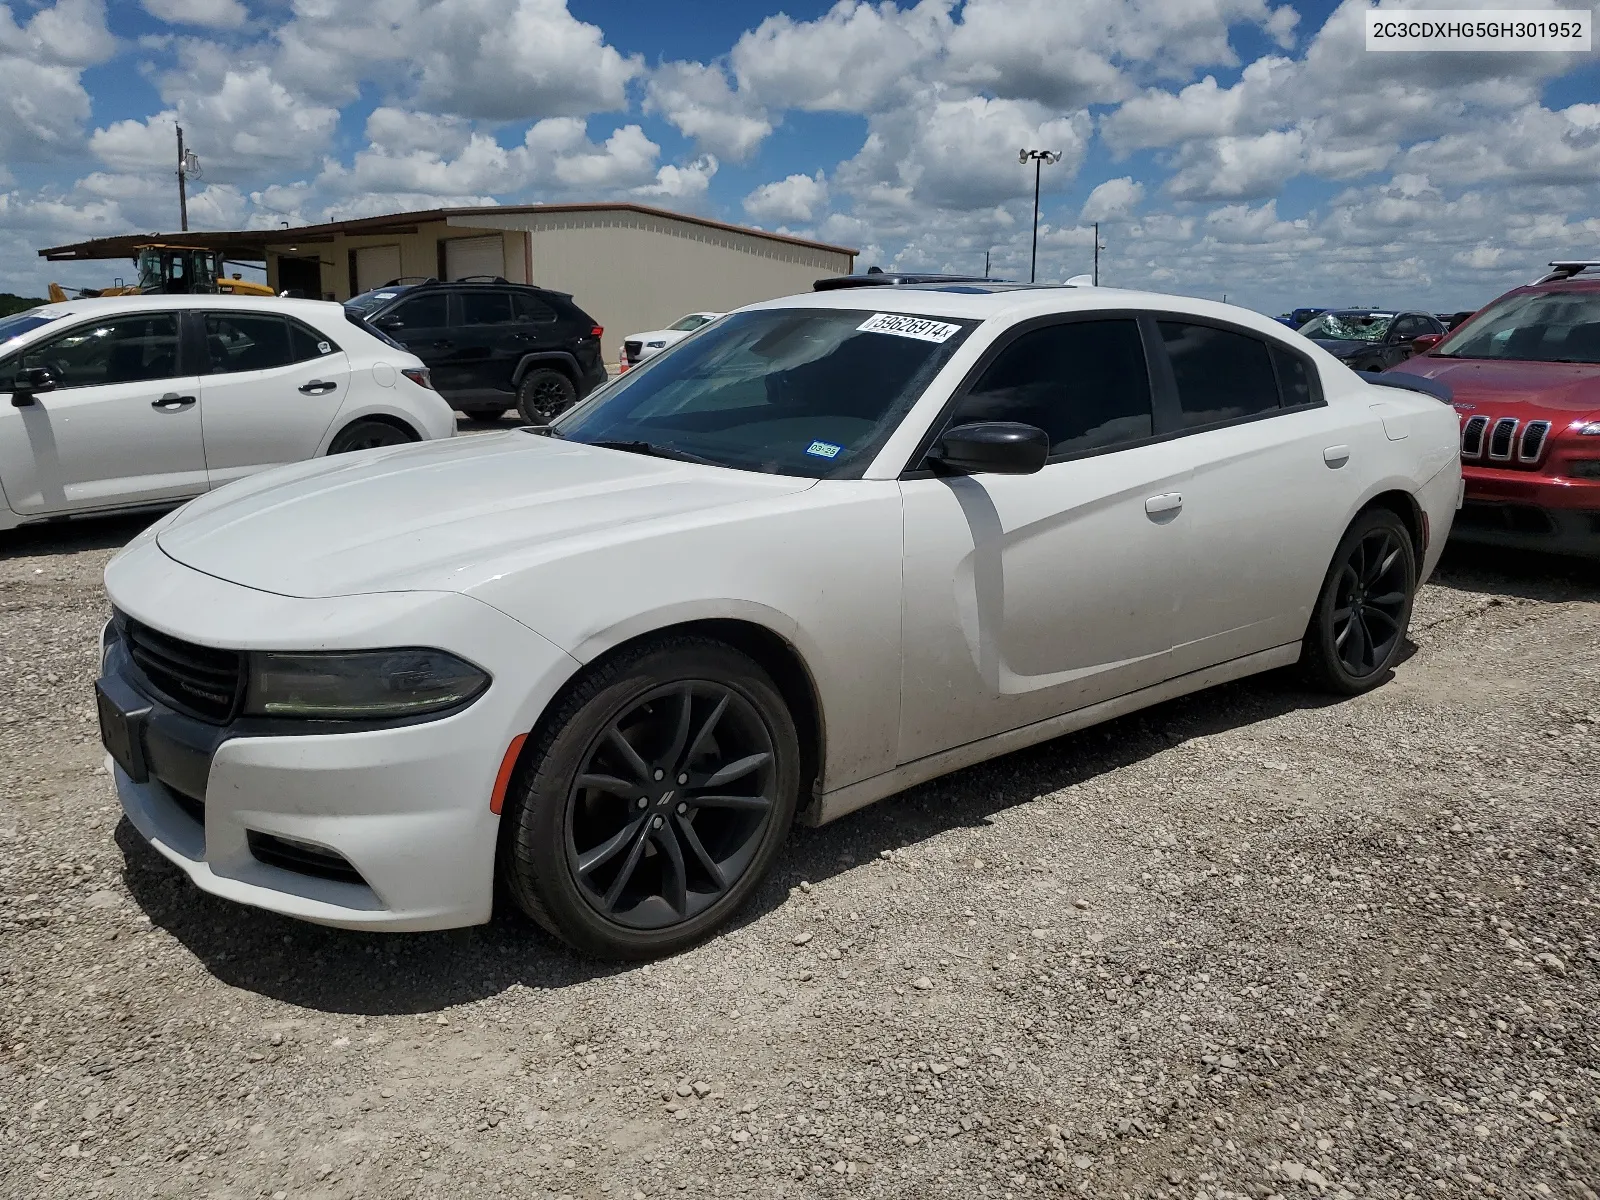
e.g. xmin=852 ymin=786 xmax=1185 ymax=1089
xmin=1019 ymin=148 xmax=1061 ymax=283
xmin=1093 ymin=220 xmax=1103 ymax=286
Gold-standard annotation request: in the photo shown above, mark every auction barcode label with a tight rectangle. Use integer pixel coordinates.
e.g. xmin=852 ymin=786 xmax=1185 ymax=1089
xmin=857 ymin=312 xmax=962 ymax=343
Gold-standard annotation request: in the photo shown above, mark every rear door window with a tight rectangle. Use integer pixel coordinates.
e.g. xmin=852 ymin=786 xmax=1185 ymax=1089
xmin=948 ymin=319 xmax=1154 ymax=458
xmin=513 ymin=293 xmax=558 ymax=324
xmin=204 ymin=314 xmax=296 ymax=374
xmin=288 ymin=319 xmax=338 ymax=362
xmin=1158 ymin=322 xmax=1281 ymax=428
xmin=461 ymin=291 xmax=516 ymax=326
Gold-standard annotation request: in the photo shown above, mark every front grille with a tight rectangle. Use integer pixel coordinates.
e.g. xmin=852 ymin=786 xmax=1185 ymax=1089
xmin=1460 ymin=415 xmax=1489 ymax=458
xmin=247 ymin=832 xmax=366 ymax=886
xmin=623 ymin=339 xmax=642 ymax=362
xmin=120 ymin=616 xmax=243 ymax=723
xmin=1487 ymin=417 xmax=1518 ymax=461
xmin=1518 ymin=420 xmax=1551 ymax=463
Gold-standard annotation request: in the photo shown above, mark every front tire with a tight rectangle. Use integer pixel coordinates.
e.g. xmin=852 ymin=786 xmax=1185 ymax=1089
xmin=1300 ymin=507 xmax=1417 ymax=694
xmin=502 ymin=637 xmax=800 ymax=959
xmin=516 ymin=368 xmax=577 ymax=424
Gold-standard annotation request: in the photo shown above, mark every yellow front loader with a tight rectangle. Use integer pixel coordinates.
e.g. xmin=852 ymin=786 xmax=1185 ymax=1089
xmin=49 ymin=244 xmax=274 ymax=303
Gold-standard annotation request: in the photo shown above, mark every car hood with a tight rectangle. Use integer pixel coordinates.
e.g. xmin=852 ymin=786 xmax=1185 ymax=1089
xmin=154 ymin=432 xmax=814 ymax=599
xmin=1388 ymin=356 xmax=1600 ymax=417
xmin=1309 ymin=338 xmax=1375 ymax=358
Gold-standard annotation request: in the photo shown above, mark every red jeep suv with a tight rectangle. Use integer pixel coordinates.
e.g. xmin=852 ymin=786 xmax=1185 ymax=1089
xmin=1387 ymin=261 xmax=1600 ymax=557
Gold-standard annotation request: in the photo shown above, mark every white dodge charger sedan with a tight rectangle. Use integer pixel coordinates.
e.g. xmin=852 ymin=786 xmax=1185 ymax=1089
xmin=97 ymin=283 xmax=1461 ymax=957
xmin=621 ymin=311 xmax=723 ymax=370
xmin=0 ymin=295 xmax=454 ymax=530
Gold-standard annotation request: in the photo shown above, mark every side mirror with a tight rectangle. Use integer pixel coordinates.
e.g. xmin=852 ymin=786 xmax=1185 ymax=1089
xmin=928 ymin=421 xmax=1049 ymax=475
xmin=1410 ymin=333 xmax=1443 ymax=353
xmin=374 ymin=315 xmax=403 ymax=331
xmin=10 ymin=366 xmax=57 ymax=407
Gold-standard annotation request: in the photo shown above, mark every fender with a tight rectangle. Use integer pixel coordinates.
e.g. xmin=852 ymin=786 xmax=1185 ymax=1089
xmin=510 ymin=351 xmax=582 ymax=387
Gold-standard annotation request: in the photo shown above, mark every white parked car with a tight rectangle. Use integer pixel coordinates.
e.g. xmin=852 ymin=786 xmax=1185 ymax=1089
xmin=0 ymin=295 xmax=454 ymax=529
xmin=97 ymin=283 xmax=1460 ymax=958
xmin=621 ymin=311 xmax=723 ymax=370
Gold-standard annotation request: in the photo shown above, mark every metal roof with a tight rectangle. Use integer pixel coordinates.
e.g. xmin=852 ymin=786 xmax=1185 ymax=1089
xmin=37 ymin=202 xmax=858 ymax=263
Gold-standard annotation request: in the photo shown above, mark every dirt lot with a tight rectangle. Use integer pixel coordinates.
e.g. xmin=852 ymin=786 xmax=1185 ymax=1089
xmin=1 ymin=509 xmax=1596 ymax=1200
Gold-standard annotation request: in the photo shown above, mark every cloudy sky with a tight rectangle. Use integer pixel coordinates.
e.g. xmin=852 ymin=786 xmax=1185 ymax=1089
xmin=3 ymin=0 xmax=1597 ymax=312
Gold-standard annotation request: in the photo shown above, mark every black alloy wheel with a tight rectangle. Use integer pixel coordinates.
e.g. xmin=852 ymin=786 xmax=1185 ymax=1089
xmin=1301 ymin=507 xmax=1417 ymax=694
xmin=566 ymin=682 xmax=777 ymax=930
xmin=501 ymin=638 xmax=800 ymax=958
xmin=516 ymin=368 xmax=577 ymax=424
xmin=327 ymin=419 xmax=416 ymax=454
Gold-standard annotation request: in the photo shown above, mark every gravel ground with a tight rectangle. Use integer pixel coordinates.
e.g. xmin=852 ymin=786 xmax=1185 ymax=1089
xmin=1 ymin=500 xmax=1596 ymax=1200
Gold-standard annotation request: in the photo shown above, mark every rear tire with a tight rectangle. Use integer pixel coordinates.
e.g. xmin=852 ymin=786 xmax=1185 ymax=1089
xmin=326 ymin=419 xmax=416 ymax=454
xmin=463 ymin=407 xmax=509 ymax=422
xmin=1300 ymin=507 xmax=1417 ymax=695
xmin=516 ymin=368 xmax=577 ymax=424
xmin=501 ymin=637 xmax=800 ymax=960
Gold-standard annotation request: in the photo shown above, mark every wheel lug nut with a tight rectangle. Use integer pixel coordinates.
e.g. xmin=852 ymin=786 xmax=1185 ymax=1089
xmin=676 ymin=802 xmax=687 ymax=815
xmin=677 ymin=773 xmax=688 ymax=785
xmin=651 ymin=816 xmax=664 ymax=829
xmin=653 ymin=769 xmax=665 ymax=781
xmin=636 ymin=797 xmax=648 ymax=809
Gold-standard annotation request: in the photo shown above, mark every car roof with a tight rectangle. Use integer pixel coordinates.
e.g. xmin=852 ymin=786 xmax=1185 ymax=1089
xmin=19 ymin=294 xmax=348 ymax=320
xmin=740 ymin=283 xmax=1306 ymax=341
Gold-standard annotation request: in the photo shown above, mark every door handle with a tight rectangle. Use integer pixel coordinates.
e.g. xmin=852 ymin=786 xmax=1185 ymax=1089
xmin=151 ymin=393 xmax=196 ymax=411
xmin=298 ymin=379 xmax=338 ymax=395
xmin=1144 ymin=492 xmax=1183 ymax=516
xmin=1323 ymin=445 xmax=1351 ymax=468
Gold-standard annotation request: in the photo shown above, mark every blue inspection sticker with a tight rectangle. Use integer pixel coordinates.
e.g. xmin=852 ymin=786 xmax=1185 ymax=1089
xmin=805 ymin=440 xmax=843 ymax=459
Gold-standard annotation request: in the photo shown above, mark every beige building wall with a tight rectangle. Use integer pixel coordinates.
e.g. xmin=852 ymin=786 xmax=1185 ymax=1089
xmin=463 ymin=210 xmax=853 ymax=366
xmin=261 ymin=209 xmax=852 ymax=368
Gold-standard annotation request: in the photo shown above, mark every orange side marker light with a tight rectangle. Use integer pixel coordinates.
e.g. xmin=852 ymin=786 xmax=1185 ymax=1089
xmin=490 ymin=734 xmax=528 ymax=815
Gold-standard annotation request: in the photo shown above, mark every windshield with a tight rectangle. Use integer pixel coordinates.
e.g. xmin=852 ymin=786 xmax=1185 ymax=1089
xmin=1434 ymin=289 xmax=1600 ymax=364
xmin=0 ymin=311 xmax=61 ymax=345
xmin=553 ymin=308 xmax=976 ymax=478
xmin=1300 ymin=311 xmax=1394 ymax=342
xmin=668 ymin=314 xmax=713 ymax=332
xmin=345 ymin=287 xmax=409 ymax=316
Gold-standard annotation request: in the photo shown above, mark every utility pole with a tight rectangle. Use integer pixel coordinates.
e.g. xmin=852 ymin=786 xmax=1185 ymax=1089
xmin=1019 ymin=148 xmax=1061 ymax=284
xmin=1093 ymin=221 xmax=1100 ymax=287
xmin=176 ymin=125 xmax=201 ymax=232
xmin=177 ymin=124 xmax=188 ymax=232
xmin=984 ymin=248 xmax=990 ymax=277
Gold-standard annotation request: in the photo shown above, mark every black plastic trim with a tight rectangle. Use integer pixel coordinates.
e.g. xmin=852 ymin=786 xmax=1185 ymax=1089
xmin=1356 ymin=370 xmax=1452 ymax=404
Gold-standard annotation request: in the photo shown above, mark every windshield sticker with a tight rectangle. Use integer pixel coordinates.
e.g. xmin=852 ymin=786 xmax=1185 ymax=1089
xmin=805 ymin=440 xmax=843 ymax=459
xmin=857 ymin=312 xmax=961 ymax=343
xmin=317 ymin=341 xmax=331 ymax=354
xmin=374 ymin=292 xmax=397 ymax=300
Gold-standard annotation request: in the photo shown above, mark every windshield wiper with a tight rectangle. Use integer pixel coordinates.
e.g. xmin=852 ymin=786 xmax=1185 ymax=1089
xmin=585 ymin=439 xmax=723 ymax=467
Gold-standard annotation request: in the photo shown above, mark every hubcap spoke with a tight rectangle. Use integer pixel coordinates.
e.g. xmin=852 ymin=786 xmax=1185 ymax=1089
xmin=701 ymin=751 xmax=771 ymax=789
xmin=576 ymin=772 xmax=644 ymax=801
xmin=1368 ymin=590 xmax=1405 ymax=609
xmin=675 ymin=814 xmax=726 ymax=893
xmin=1343 ymin=612 xmax=1370 ymax=670
xmin=578 ymin=815 xmax=646 ymax=877
xmin=689 ymin=792 xmax=773 ymax=812
xmin=660 ymin=685 xmax=694 ymax=777
xmin=601 ymin=822 xmax=653 ymax=912
xmin=653 ymin=824 xmax=688 ymax=917
xmin=680 ymin=693 xmax=730 ymax=772
xmin=1363 ymin=605 xmax=1401 ymax=631
xmin=605 ymin=724 xmax=653 ymax=784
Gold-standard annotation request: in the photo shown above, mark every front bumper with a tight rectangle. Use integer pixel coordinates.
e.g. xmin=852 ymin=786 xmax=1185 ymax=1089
xmin=101 ymin=543 xmax=579 ymax=931
xmin=1455 ymin=467 xmax=1600 ymax=558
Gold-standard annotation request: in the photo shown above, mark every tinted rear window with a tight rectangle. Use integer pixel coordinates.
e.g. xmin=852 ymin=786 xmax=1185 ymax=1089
xmin=1159 ymin=322 xmax=1281 ymax=428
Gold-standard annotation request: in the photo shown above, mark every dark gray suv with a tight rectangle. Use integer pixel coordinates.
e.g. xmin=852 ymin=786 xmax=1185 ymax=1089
xmin=346 ymin=278 xmax=608 ymax=422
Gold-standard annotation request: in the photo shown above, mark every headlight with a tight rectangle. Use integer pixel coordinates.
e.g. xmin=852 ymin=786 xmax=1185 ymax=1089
xmin=646 ymin=340 xmax=667 ymax=349
xmin=244 ymin=648 xmax=489 ymax=719
xmin=1578 ymin=422 xmax=1600 ymax=436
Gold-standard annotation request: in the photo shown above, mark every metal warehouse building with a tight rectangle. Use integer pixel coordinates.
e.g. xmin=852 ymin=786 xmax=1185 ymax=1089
xmin=39 ymin=203 xmax=857 ymax=367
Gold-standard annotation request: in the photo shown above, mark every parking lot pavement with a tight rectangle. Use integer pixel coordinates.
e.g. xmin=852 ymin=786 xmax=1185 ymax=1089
xmin=1 ymin=522 xmax=1595 ymax=1200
